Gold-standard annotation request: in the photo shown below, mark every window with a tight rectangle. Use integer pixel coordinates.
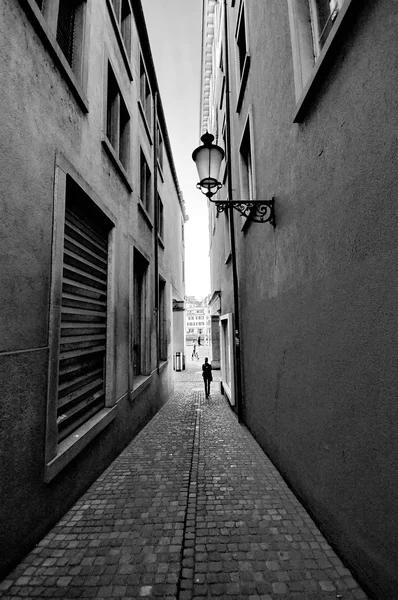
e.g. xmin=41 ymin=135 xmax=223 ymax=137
xmin=105 ymin=63 xmax=130 ymax=172
xmin=159 ymin=279 xmax=167 ymax=361
xmin=235 ymin=1 xmax=251 ymax=111
xmin=56 ymin=0 xmax=79 ymax=67
xmin=309 ymin=0 xmax=343 ymax=58
xmin=220 ymin=313 xmax=235 ymax=406
xmin=156 ymin=123 xmax=164 ymax=171
xmin=110 ymin=0 xmax=132 ymax=54
xmin=157 ymin=193 xmax=164 ymax=240
xmin=55 ymin=181 xmax=110 ymax=442
xmin=106 ymin=0 xmax=132 ymax=78
xmin=20 ymin=0 xmax=88 ymax=108
xmin=140 ymin=56 xmax=152 ymax=130
xmin=133 ymin=251 xmax=148 ymax=377
xmin=224 ymin=207 xmax=231 ymax=262
xmin=239 ymin=120 xmax=254 ymax=202
xmin=140 ymin=150 xmax=152 ymax=213
xmin=236 ymin=5 xmax=247 ymax=78
xmin=288 ymin=0 xmax=350 ymax=120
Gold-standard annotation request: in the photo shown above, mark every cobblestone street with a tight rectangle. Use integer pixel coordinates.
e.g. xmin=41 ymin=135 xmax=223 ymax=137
xmin=0 ymin=360 xmax=369 ymax=599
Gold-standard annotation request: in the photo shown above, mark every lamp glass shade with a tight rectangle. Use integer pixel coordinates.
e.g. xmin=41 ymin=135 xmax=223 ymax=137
xmin=192 ymin=136 xmax=225 ymax=192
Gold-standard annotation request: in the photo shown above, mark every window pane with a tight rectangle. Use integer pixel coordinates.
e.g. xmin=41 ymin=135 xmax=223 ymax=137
xmin=119 ymin=98 xmax=130 ymax=169
xmin=107 ymin=66 xmax=119 ymax=151
xmin=237 ymin=8 xmax=247 ymax=77
xmin=56 ymin=0 xmax=77 ymax=67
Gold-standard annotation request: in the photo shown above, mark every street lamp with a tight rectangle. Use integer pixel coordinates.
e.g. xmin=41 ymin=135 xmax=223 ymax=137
xmin=192 ymin=131 xmax=276 ymax=226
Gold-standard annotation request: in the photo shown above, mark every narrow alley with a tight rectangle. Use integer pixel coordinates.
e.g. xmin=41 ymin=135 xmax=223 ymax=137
xmin=0 ymin=359 xmax=368 ymax=600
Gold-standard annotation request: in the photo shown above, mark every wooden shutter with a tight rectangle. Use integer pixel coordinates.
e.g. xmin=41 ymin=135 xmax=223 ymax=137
xmin=56 ymin=0 xmax=77 ymax=67
xmin=57 ymin=205 xmax=108 ymax=442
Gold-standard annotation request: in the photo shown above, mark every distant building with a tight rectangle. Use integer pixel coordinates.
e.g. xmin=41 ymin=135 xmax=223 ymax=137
xmin=200 ymin=0 xmax=398 ymax=597
xmin=185 ymin=296 xmax=211 ymax=346
xmin=0 ymin=0 xmax=186 ymax=579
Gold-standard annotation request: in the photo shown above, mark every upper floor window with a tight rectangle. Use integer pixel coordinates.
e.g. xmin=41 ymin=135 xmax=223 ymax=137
xmin=157 ymin=193 xmax=164 ymax=240
xmin=22 ymin=0 xmax=88 ymax=109
xmin=56 ymin=0 xmax=78 ymax=66
xmin=140 ymin=56 xmax=152 ymax=130
xmin=236 ymin=5 xmax=247 ymax=78
xmin=110 ymin=0 xmax=131 ymax=53
xmin=106 ymin=0 xmax=133 ymax=79
xmin=106 ymin=63 xmax=130 ymax=172
xmin=239 ymin=119 xmax=254 ymax=203
xmin=156 ymin=123 xmax=164 ymax=172
xmin=287 ymin=0 xmax=349 ymax=120
xmin=309 ymin=0 xmax=343 ymax=57
xmin=140 ymin=150 xmax=152 ymax=213
xmin=235 ymin=1 xmax=251 ymax=112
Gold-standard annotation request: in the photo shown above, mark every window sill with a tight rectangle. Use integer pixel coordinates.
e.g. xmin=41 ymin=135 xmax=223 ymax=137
xmin=293 ymin=0 xmax=356 ymax=122
xmin=102 ymin=136 xmax=133 ymax=192
xmin=130 ymin=374 xmax=152 ymax=402
xmin=138 ymin=200 xmax=154 ymax=229
xmin=18 ymin=0 xmax=89 ymax=113
xmin=158 ymin=360 xmax=168 ymax=373
xmin=138 ymin=101 xmax=153 ymax=144
xmin=105 ymin=0 xmax=133 ymax=81
xmin=44 ymin=406 xmax=117 ymax=482
xmin=236 ymin=54 xmax=251 ymax=114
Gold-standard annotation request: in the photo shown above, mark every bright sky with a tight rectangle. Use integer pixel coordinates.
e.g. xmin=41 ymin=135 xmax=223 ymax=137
xmin=141 ymin=0 xmax=210 ymax=301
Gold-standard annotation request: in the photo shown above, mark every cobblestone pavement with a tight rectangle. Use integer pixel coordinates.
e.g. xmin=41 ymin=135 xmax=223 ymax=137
xmin=0 ymin=362 xmax=368 ymax=599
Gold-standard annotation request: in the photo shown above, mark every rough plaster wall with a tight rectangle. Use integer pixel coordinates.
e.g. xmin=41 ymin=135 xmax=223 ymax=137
xmin=0 ymin=0 xmax=184 ymax=578
xmin=236 ymin=0 xmax=398 ymax=596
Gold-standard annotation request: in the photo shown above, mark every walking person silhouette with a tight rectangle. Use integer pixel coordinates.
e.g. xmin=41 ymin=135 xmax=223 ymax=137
xmin=202 ymin=357 xmax=213 ymax=398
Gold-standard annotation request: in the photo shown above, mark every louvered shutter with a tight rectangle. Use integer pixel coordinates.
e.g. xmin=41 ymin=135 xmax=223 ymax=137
xmin=57 ymin=206 xmax=108 ymax=442
xmin=56 ymin=0 xmax=77 ymax=67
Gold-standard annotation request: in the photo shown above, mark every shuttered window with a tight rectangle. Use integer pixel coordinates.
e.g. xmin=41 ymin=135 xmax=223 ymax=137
xmin=57 ymin=185 xmax=110 ymax=442
xmin=56 ymin=0 xmax=78 ymax=67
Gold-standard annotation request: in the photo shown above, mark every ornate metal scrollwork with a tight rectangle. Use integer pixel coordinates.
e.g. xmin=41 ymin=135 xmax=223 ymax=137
xmin=214 ymin=198 xmax=275 ymax=226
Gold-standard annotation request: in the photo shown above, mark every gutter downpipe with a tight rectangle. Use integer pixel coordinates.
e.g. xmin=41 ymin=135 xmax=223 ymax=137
xmin=223 ymin=0 xmax=244 ymax=423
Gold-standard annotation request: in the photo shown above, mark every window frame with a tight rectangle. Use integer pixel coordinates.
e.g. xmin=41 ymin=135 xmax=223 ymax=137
xmin=132 ymin=249 xmax=150 ymax=378
xmin=138 ymin=55 xmax=153 ymax=141
xmin=238 ymin=110 xmax=257 ymax=231
xmin=235 ymin=0 xmax=251 ymax=113
xmin=139 ymin=148 xmax=152 ymax=216
xmin=287 ymin=0 xmax=357 ymax=122
xmin=17 ymin=0 xmax=89 ymax=111
xmin=45 ymin=154 xmax=117 ymax=482
xmin=105 ymin=0 xmax=133 ymax=80
xmin=159 ymin=278 xmax=167 ymax=361
xmin=157 ymin=193 xmax=164 ymax=243
xmin=102 ymin=59 xmax=132 ymax=191
xmin=220 ymin=313 xmax=235 ymax=406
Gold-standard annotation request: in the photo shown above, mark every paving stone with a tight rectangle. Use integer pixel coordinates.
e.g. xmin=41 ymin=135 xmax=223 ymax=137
xmin=0 ymin=362 xmax=368 ymax=599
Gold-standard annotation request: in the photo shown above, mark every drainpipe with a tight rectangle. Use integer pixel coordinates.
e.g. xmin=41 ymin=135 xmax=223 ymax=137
xmin=223 ymin=0 xmax=244 ymax=422
xmin=153 ymin=91 xmax=160 ymax=371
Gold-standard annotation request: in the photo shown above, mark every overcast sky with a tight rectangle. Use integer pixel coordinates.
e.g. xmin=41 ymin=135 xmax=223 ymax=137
xmin=141 ymin=0 xmax=210 ymax=301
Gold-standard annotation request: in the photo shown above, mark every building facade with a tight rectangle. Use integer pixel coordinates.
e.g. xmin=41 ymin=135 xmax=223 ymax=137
xmin=200 ymin=0 xmax=398 ymax=597
xmin=0 ymin=0 xmax=186 ymax=578
xmin=185 ymin=295 xmax=211 ymax=346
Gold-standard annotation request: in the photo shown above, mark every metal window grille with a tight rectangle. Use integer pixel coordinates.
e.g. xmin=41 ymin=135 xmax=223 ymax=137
xmin=57 ymin=190 xmax=109 ymax=442
xmin=56 ymin=0 xmax=77 ymax=67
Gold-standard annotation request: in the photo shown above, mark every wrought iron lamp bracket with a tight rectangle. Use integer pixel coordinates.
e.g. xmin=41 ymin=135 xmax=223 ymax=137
xmin=213 ymin=198 xmax=276 ymax=226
